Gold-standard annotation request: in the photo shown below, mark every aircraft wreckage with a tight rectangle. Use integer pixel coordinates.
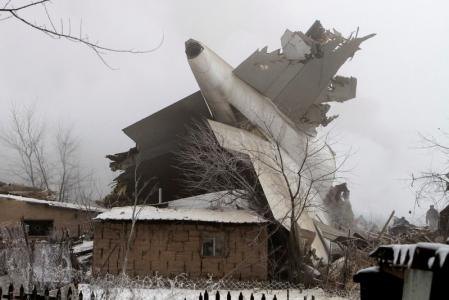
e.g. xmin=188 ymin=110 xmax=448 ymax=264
xmin=106 ymin=21 xmax=374 ymax=265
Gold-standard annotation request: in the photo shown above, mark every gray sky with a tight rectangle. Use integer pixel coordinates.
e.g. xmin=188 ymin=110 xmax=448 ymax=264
xmin=1 ymin=0 xmax=448 ymax=223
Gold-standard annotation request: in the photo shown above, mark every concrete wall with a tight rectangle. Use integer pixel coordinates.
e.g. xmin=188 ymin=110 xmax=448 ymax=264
xmin=93 ymin=221 xmax=268 ymax=280
xmin=0 ymin=197 xmax=98 ymax=238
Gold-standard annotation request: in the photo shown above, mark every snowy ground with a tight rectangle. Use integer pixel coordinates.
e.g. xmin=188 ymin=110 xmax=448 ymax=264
xmin=78 ymin=285 xmax=350 ymax=300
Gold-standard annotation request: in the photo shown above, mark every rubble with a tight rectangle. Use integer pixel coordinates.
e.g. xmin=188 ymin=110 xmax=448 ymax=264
xmin=71 ymin=239 xmax=93 ymax=274
xmin=0 ymin=182 xmax=55 ymax=201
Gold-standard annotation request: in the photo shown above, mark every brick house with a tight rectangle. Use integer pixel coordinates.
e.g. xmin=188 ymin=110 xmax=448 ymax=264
xmin=0 ymin=193 xmax=104 ymax=239
xmin=92 ymin=200 xmax=268 ymax=280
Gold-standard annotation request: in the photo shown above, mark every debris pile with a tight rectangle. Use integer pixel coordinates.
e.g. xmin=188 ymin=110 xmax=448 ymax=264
xmin=71 ymin=239 xmax=93 ymax=275
xmin=315 ymin=214 xmax=448 ymax=290
xmin=0 ymin=182 xmax=55 ymax=201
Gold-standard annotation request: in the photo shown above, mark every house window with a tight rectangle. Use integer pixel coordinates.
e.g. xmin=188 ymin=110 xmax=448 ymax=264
xmin=23 ymin=220 xmax=54 ymax=236
xmin=201 ymin=235 xmax=225 ymax=257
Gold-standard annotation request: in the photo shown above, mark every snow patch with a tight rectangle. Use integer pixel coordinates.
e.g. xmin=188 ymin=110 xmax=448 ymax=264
xmin=95 ymin=206 xmax=266 ymax=224
xmin=428 ymin=257 xmax=435 ymax=269
xmin=435 ymin=246 xmax=449 ymax=268
xmin=0 ymin=194 xmax=104 ymax=212
xmin=391 ymin=244 xmax=416 ymax=268
xmin=72 ymin=241 xmax=93 ymax=254
xmin=78 ymin=285 xmax=349 ymax=300
xmin=355 ymin=266 xmax=380 ymax=275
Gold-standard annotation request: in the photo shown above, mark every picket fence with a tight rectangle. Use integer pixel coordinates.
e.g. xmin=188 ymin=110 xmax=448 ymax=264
xmin=0 ymin=283 xmax=318 ymax=299
xmin=0 ymin=283 xmax=79 ymax=299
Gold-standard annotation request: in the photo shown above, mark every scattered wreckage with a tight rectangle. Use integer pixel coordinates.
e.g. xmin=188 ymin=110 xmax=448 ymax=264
xmin=106 ymin=20 xmax=374 ymax=278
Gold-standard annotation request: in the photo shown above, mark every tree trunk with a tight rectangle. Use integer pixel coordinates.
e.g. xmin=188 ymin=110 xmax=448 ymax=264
xmin=287 ymin=222 xmax=303 ymax=283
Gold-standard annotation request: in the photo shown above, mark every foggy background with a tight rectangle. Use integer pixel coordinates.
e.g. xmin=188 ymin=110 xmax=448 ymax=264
xmin=1 ymin=0 xmax=448 ymax=223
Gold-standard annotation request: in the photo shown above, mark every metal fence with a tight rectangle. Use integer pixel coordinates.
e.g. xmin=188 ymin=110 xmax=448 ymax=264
xmin=0 ymin=283 xmax=318 ymax=300
xmin=0 ymin=283 xmax=80 ymax=299
xmin=197 ymin=290 xmax=316 ymax=300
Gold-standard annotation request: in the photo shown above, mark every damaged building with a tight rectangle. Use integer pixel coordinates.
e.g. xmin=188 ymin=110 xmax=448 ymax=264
xmin=93 ymin=192 xmax=268 ymax=280
xmin=104 ymin=21 xmax=374 ymax=278
xmin=0 ymin=192 xmax=104 ymax=239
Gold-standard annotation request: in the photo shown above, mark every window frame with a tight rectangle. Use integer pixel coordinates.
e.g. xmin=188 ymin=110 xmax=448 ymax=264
xmin=23 ymin=219 xmax=54 ymax=237
xmin=201 ymin=233 xmax=227 ymax=258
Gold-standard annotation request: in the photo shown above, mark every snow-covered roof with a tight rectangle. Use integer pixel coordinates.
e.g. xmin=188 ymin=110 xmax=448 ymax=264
xmin=168 ymin=190 xmax=250 ymax=210
xmin=0 ymin=193 xmax=105 ymax=213
xmin=95 ymin=205 xmax=266 ymax=224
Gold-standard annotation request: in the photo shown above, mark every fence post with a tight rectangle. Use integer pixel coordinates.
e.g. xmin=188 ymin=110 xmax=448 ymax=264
xmin=287 ymin=289 xmax=289 ymax=300
xmin=199 ymin=292 xmax=203 ymax=300
xmin=227 ymin=291 xmax=231 ymax=300
xmin=215 ymin=291 xmax=220 ymax=300
xmin=67 ymin=287 xmax=73 ymax=300
xmin=238 ymin=292 xmax=243 ymax=300
xmin=31 ymin=286 xmax=37 ymax=300
xmin=44 ymin=287 xmax=49 ymax=300
xmin=250 ymin=293 xmax=254 ymax=300
xmin=19 ymin=285 xmax=24 ymax=300
xmin=8 ymin=283 xmax=13 ymax=299
xmin=204 ymin=290 xmax=209 ymax=300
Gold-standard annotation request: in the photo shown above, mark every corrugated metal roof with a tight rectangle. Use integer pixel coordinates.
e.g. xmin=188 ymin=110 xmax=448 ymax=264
xmin=95 ymin=205 xmax=266 ymax=224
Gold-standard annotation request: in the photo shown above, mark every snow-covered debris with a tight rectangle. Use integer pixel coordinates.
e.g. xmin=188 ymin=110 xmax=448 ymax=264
xmin=0 ymin=194 xmax=105 ymax=212
xmin=95 ymin=206 xmax=266 ymax=224
xmin=72 ymin=241 xmax=93 ymax=254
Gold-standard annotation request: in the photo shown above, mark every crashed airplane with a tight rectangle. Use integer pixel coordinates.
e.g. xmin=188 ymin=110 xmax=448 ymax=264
xmin=106 ymin=21 xmax=374 ymax=267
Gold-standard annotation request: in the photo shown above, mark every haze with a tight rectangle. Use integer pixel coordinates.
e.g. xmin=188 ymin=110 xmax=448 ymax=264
xmin=1 ymin=0 xmax=448 ymax=224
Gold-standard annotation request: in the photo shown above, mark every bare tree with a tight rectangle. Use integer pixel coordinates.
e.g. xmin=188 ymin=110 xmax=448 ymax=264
xmin=176 ymin=121 xmax=348 ymax=281
xmin=411 ymin=131 xmax=449 ymax=206
xmin=0 ymin=103 xmax=48 ymax=189
xmin=0 ymin=103 xmax=101 ymax=204
xmin=176 ymin=122 xmax=263 ymax=210
xmin=54 ymin=126 xmax=79 ymax=202
xmin=121 ymin=162 xmax=158 ymax=275
xmin=0 ymin=0 xmax=163 ymax=68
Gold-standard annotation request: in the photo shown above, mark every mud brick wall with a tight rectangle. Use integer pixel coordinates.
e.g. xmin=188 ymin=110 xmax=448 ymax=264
xmin=93 ymin=221 xmax=267 ymax=280
xmin=0 ymin=197 xmax=98 ymax=238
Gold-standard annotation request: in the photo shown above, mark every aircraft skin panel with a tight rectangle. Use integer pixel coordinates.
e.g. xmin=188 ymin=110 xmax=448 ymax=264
xmin=207 ymin=119 xmax=330 ymax=263
xmin=233 ymin=29 xmax=374 ymax=125
xmin=233 ymin=49 xmax=299 ymax=97
xmin=274 ymin=36 xmax=374 ymax=119
xmin=123 ymin=91 xmax=211 ymax=147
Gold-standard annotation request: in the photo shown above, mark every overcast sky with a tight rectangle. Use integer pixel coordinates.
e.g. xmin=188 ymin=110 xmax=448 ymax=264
xmin=1 ymin=0 xmax=448 ymax=223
